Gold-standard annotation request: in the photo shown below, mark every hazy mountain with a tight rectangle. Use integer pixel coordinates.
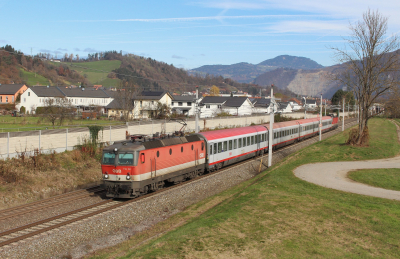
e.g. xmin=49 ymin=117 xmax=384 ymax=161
xmin=253 ymin=65 xmax=343 ymax=99
xmin=189 ymin=55 xmax=324 ymax=83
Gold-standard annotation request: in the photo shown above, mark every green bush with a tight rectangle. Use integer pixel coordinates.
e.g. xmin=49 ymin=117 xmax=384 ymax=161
xmin=20 ymin=106 xmax=26 ymax=114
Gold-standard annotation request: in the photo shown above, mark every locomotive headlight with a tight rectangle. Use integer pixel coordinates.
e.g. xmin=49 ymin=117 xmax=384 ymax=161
xmin=104 ymin=173 xmax=109 ymax=179
xmin=126 ymin=173 xmax=131 ymax=180
xmin=114 ymin=148 xmax=118 ymax=152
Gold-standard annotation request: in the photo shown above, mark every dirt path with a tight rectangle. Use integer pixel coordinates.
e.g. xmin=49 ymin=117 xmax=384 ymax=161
xmin=294 ymin=120 xmax=400 ymax=201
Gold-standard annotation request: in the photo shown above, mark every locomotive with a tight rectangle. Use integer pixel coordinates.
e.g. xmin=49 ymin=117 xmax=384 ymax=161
xmin=101 ymin=116 xmax=338 ymax=198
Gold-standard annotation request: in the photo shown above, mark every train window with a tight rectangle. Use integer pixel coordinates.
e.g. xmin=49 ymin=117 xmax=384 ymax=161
xmin=181 ymin=147 xmax=183 ymax=153
xmin=118 ymin=153 xmax=134 ymax=165
xmin=214 ymin=143 xmax=217 ymax=154
xmin=140 ymin=153 xmax=145 ymax=163
xmin=234 ymin=139 xmax=237 ymax=149
xmin=223 ymin=141 xmax=227 ymax=152
xmin=169 ymin=148 xmax=172 ymax=155
xmin=191 ymin=144 xmax=193 ymax=150
xmin=210 ymin=145 xmax=212 ymax=155
xmin=238 ymin=138 xmax=242 ymax=148
xmin=201 ymin=142 xmax=204 ymax=151
xmin=102 ymin=152 xmax=115 ymax=165
xmin=251 ymin=136 xmax=254 ymax=145
xmin=247 ymin=137 xmax=250 ymax=145
xmin=229 ymin=140 xmax=232 ymax=150
xmin=218 ymin=142 xmax=222 ymax=153
xmin=157 ymin=151 xmax=160 ymax=157
xmin=243 ymin=137 xmax=246 ymax=146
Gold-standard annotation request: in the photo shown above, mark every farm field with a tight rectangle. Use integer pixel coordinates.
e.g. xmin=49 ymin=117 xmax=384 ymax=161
xmin=88 ymin=118 xmax=400 ymax=258
xmin=19 ymin=68 xmax=51 ymax=86
xmin=63 ymin=60 xmax=122 ymax=87
xmin=0 ymin=115 xmax=124 ymax=132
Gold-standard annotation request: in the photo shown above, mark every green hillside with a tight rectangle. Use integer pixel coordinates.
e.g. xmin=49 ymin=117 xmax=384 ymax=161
xmin=63 ymin=60 xmax=121 ymax=87
xmin=19 ymin=69 xmax=50 ymax=86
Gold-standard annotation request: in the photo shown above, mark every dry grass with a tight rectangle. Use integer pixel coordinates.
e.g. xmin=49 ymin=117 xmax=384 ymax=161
xmin=0 ymin=148 xmax=102 ymax=209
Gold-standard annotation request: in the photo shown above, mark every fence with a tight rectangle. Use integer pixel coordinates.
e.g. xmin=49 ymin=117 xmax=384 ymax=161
xmin=0 ymin=112 xmax=334 ymax=159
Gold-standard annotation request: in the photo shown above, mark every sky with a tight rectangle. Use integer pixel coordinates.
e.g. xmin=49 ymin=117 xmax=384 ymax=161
xmin=1 ymin=0 xmax=400 ymax=70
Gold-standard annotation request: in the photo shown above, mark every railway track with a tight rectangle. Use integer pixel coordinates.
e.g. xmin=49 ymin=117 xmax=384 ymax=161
xmin=0 ymin=118 xmax=357 ymax=248
xmin=0 ymin=186 xmax=105 ymax=222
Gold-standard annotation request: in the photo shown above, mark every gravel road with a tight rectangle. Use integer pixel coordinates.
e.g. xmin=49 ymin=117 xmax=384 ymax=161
xmin=294 ymin=120 xmax=400 ymax=201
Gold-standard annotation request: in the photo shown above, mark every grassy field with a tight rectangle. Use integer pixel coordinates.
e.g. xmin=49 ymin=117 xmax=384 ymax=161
xmin=349 ymin=169 xmax=400 ymax=191
xmin=88 ymin=118 xmax=400 ymax=258
xmin=19 ymin=68 xmax=50 ymax=86
xmin=0 ymin=115 xmax=124 ymax=132
xmin=64 ymin=60 xmax=122 ymax=87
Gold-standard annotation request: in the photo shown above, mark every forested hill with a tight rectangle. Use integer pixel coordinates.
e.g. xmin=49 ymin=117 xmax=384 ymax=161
xmin=189 ymin=55 xmax=324 ymax=83
xmin=0 ymin=45 xmax=253 ymax=94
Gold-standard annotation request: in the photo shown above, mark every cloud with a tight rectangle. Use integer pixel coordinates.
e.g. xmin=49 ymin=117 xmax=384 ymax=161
xmin=111 ymin=14 xmax=320 ymax=23
xmin=39 ymin=49 xmax=52 ymax=53
xmin=57 ymin=48 xmax=68 ymax=51
xmin=74 ymin=48 xmax=81 ymax=51
xmin=172 ymin=55 xmax=185 ymax=59
xmin=268 ymin=20 xmax=349 ymax=34
xmin=83 ymin=48 xmax=100 ymax=52
xmin=193 ymin=0 xmax=270 ymax=10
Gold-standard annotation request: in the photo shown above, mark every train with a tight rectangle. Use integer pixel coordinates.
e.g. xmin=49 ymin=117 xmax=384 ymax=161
xmin=101 ymin=116 xmax=339 ymax=198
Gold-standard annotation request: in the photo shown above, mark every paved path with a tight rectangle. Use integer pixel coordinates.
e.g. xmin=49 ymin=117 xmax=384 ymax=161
xmin=294 ymin=121 xmax=400 ymax=201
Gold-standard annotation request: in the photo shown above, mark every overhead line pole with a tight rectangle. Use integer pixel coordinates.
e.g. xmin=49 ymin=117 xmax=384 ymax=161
xmin=319 ymin=94 xmax=322 ymax=141
xmin=268 ymin=85 xmax=275 ymax=167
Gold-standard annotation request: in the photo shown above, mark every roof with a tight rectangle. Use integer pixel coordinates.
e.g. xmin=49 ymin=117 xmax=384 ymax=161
xmin=263 ymin=120 xmax=300 ymax=130
xmin=200 ymin=96 xmax=249 ymax=108
xmin=133 ymin=91 xmax=171 ymax=100
xmin=28 ymin=86 xmax=113 ymax=98
xmin=59 ymin=87 xmax=112 ymax=98
xmin=197 ymin=125 xmax=267 ymax=141
xmin=29 ymin=86 xmax=65 ymax=97
xmin=305 ymin=99 xmax=317 ymax=105
xmin=172 ymin=95 xmax=196 ymax=102
xmin=252 ymin=98 xmax=272 ymax=107
xmin=0 ymin=84 xmax=26 ymax=95
xmin=223 ymin=97 xmax=249 ymax=107
xmin=200 ymin=96 xmax=229 ymax=104
xmin=105 ymin=99 xmax=134 ymax=109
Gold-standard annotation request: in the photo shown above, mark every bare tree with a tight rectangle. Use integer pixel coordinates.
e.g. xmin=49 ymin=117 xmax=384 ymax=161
xmin=113 ymin=81 xmax=141 ymax=122
xmin=40 ymin=97 xmax=75 ymax=128
xmin=331 ymin=9 xmax=400 ymax=145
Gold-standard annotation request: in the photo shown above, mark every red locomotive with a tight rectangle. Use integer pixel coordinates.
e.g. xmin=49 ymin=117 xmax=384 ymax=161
xmin=101 ymin=116 xmax=338 ymax=198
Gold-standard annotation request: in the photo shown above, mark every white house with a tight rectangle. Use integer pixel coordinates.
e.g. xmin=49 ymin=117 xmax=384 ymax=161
xmin=304 ymin=99 xmax=317 ymax=109
xmin=251 ymin=98 xmax=279 ymax=114
xmin=199 ymin=96 xmax=253 ymax=118
xmin=106 ymin=91 xmax=173 ymax=119
xmin=171 ymin=95 xmax=197 ymax=116
xmin=278 ymin=102 xmax=293 ymax=113
xmin=18 ymin=86 xmax=114 ymax=114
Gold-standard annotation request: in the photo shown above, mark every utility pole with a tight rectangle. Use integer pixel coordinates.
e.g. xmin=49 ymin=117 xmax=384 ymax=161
xmin=195 ymin=86 xmax=199 ymax=133
xmin=342 ymin=97 xmax=345 ymax=131
xmin=303 ymin=97 xmax=307 ymax=119
xmin=319 ymin=94 xmax=322 ymax=141
xmin=268 ymin=84 xmax=276 ymax=167
xmin=324 ymin=99 xmax=326 ymax=116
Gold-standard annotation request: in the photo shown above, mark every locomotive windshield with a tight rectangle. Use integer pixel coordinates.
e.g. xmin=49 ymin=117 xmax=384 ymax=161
xmin=118 ymin=153 xmax=134 ymax=165
xmin=102 ymin=152 xmax=116 ymax=165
